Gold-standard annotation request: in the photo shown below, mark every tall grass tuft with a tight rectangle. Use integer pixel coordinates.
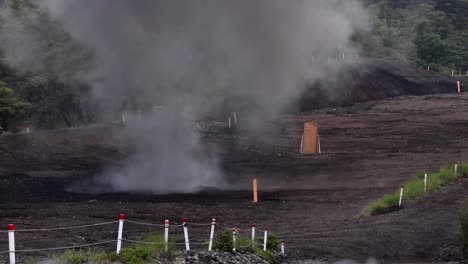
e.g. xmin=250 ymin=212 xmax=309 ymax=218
xmin=368 ymin=163 xmax=468 ymax=215
xmin=213 ymin=229 xmax=280 ymax=263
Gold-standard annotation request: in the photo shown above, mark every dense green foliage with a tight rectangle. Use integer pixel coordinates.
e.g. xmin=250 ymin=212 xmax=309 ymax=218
xmin=368 ymin=163 xmax=468 ymax=215
xmin=0 ymin=0 xmax=467 ymax=130
xmin=359 ymin=0 xmax=468 ymax=74
xmin=0 ymin=81 xmax=28 ymax=129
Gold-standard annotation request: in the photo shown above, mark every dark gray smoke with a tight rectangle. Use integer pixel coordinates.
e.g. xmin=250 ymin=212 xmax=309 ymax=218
xmin=2 ymin=0 xmax=369 ymax=193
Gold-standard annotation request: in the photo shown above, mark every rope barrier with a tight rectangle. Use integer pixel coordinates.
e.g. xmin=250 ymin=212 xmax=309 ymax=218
xmin=190 ymin=241 xmax=209 ymax=245
xmin=121 ymin=238 xmax=185 ymax=245
xmin=124 ymin=220 xmax=166 ymax=227
xmin=9 ymin=221 xmax=118 ymax=232
xmin=238 ymin=242 xmax=254 ymax=248
xmin=187 ymin=223 xmax=212 ymax=226
xmin=12 ymin=240 xmax=116 ymax=253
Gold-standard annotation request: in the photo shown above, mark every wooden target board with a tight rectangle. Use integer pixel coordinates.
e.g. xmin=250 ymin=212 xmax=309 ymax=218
xmin=302 ymin=122 xmax=319 ymax=154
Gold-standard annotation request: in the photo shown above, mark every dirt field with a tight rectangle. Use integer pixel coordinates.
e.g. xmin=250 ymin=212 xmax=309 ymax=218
xmin=1 ymin=90 xmax=468 ymax=262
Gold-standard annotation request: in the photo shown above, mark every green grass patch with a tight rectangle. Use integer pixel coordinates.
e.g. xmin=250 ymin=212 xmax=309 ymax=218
xmin=48 ymin=233 xmax=174 ymax=264
xmin=213 ymin=230 xmax=280 ymax=263
xmin=368 ymin=163 xmax=468 ymax=215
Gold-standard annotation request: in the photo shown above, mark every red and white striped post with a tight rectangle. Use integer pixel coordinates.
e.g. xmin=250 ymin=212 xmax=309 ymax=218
xmin=232 ymin=228 xmax=237 ymax=252
xmin=280 ymin=240 xmax=285 ymax=255
xmin=116 ymin=214 xmax=124 ymax=254
xmin=164 ymin=220 xmax=169 ymax=252
xmin=8 ymin=224 xmax=15 ymax=264
xmin=182 ymin=218 xmax=190 ymax=251
xmin=208 ymin=218 xmax=216 ymax=252
xmin=263 ymin=228 xmax=268 ymax=251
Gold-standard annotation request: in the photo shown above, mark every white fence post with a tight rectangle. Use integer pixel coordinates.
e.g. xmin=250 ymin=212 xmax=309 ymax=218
xmin=116 ymin=214 xmax=124 ymax=254
xmin=424 ymin=173 xmax=427 ymax=192
xmin=232 ymin=228 xmax=237 ymax=252
xmin=280 ymin=240 xmax=285 ymax=255
xmin=251 ymin=224 xmax=256 ymax=244
xmin=455 ymin=162 xmax=458 ymax=176
xmin=233 ymin=112 xmax=237 ymax=125
xmin=228 ymin=117 xmax=231 ymax=129
xmin=263 ymin=228 xmax=268 ymax=251
xmin=121 ymin=113 xmax=126 ymax=124
xmin=208 ymin=218 xmax=216 ymax=252
xmin=399 ymin=185 xmax=404 ymax=208
xmin=164 ymin=220 xmax=169 ymax=252
xmin=182 ymin=218 xmax=190 ymax=251
xmin=8 ymin=224 xmax=15 ymax=264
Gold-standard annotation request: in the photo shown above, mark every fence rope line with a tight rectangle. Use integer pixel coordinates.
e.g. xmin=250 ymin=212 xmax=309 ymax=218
xmin=124 ymin=220 xmax=166 ymax=227
xmin=3 ymin=221 xmax=119 ymax=233
xmin=121 ymin=238 xmax=185 ymax=245
xmin=11 ymin=240 xmax=116 ymax=253
xmin=238 ymin=242 xmax=254 ymax=248
xmin=187 ymin=223 xmax=212 ymax=226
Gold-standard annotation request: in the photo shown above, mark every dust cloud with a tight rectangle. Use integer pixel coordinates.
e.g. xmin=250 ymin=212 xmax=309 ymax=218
xmin=2 ymin=0 xmax=369 ymax=193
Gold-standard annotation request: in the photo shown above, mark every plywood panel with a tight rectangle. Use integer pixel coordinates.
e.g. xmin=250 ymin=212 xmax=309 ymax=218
xmin=302 ymin=122 xmax=318 ymax=154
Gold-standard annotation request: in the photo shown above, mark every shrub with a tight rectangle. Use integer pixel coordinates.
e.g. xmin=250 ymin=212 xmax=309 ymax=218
xmin=59 ymin=250 xmax=109 ymax=264
xmin=116 ymin=233 xmax=174 ymax=264
xmin=213 ymin=229 xmax=281 ymax=263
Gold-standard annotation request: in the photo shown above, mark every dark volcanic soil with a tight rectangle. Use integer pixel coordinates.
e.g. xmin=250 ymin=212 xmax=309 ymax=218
xmin=1 ymin=92 xmax=468 ymax=262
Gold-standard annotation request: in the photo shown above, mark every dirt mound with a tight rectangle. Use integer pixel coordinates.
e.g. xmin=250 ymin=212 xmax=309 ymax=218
xmin=298 ymin=59 xmax=463 ymax=111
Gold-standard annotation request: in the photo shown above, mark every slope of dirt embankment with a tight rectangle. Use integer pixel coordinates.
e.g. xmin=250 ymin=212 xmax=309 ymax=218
xmin=299 ymin=59 xmax=463 ymax=111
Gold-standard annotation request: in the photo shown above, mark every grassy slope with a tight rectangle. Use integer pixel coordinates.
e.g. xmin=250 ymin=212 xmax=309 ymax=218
xmin=368 ymin=163 xmax=468 ymax=215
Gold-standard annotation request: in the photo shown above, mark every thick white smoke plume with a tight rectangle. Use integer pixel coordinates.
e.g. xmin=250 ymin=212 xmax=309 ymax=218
xmin=3 ymin=0 xmax=368 ymax=193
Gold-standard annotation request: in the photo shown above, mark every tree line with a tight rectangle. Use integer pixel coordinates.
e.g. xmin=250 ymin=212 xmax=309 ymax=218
xmin=0 ymin=0 xmax=467 ymax=131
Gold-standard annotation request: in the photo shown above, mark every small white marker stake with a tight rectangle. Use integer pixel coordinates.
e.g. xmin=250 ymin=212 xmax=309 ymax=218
xmin=116 ymin=214 xmax=124 ymax=254
xmin=300 ymin=133 xmax=304 ymax=154
xmin=424 ymin=173 xmax=427 ymax=192
xmin=232 ymin=228 xmax=237 ymax=252
xmin=251 ymin=224 xmax=256 ymax=242
xmin=121 ymin=113 xmax=126 ymax=124
xmin=228 ymin=117 xmax=231 ymax=129
xmin=317 ymin=134 xmax=322 ymax=154
xmin=233 ymin=112 xmax=237 ymax=125
xmin=455 ymin=162 xmax=459 ymax=176
xmin=280 ymin=240 xmax=285 ymax=255
xmin=8 ymin=224 xmax=15 ymax=264
xmin=399 ymin=185 xmax=404 ymax=208
xmin=208 ymin=218 xmax=216 ymax=252
xmin=182 ymin=218 xmax=190 ymax=251
xmin=263 ymin=228 xmax=268 ymax=251
xmin=164 ymin=220 xmax=169 ymax=252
